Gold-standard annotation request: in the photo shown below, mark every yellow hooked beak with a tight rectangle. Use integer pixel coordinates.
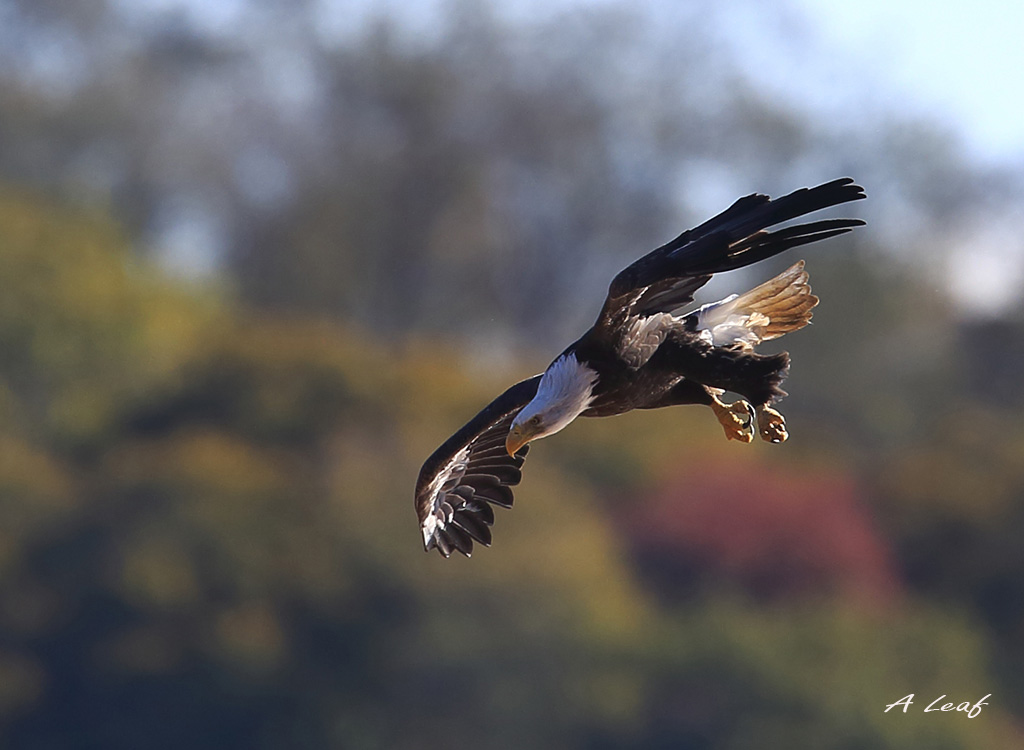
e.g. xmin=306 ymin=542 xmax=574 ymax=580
xmin=506 ymin=422 xmax=536 ymax=457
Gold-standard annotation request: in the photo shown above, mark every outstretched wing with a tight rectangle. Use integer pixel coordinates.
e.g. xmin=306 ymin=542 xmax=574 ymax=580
xmin=415 ymin=376 xmax=541 ymax=558
xmin=588 ymin=178 xmax=865 ymax=360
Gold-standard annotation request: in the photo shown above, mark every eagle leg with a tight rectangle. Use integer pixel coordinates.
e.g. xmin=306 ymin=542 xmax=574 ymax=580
xmin=709 ymin=393 xmax=755 ymax=443
xmin=756 ymin=405 xmax=789 ymax=443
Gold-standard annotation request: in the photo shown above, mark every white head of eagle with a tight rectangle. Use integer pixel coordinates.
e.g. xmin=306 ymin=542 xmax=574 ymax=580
xmin=505 ymin=353 xmax=599 ymax=456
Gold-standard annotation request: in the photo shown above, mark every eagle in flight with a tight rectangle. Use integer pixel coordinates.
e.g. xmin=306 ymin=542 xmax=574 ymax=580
xmin=416 ymin=178 xmax=865 ymax=557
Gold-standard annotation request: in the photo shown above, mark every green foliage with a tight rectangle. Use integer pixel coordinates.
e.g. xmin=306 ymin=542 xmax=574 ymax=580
xmin=0 ymin=187 xmax=220 ymax=447
xmin=631 ymin=600 xmax=1016 ymax=750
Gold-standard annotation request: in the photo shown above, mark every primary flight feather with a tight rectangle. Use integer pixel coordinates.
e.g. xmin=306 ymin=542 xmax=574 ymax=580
xmin=416 ymin=178 xmax=866 ymax=558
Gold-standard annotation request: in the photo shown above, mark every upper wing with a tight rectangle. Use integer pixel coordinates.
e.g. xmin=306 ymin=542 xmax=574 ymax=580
xmin=590 ymin=178 xmax=865 ymax=355
xmin=415 ymin=376 xmax=541 ymax=558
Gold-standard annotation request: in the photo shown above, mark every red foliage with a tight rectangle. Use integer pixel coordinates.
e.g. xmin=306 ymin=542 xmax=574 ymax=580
xmin=620 ymin=458 xmax=901 ymax=605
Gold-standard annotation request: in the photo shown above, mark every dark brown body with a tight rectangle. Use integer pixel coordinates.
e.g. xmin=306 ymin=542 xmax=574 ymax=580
xmin=572 ymin=327 xmax=789 ymax=419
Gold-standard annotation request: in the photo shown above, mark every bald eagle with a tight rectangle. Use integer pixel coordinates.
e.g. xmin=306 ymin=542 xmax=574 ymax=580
xmin=416 ymin=178 xmax=865 ymax=557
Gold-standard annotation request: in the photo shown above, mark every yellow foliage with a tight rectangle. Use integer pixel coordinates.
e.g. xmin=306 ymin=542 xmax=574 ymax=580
xmin=104 ymin=430 xmax=297 ymax=519
xmin=120 ymin=529 xmax=201 ymax=610
xmin=0 ymin=186 xmax=222 ymax=441
xmin=214 ymin=601 xmax=287 ymax=670
xmin=880 ymin=404 xmax=1024 ymax=521
xmin=0 ymin=435 xmax=72 ymax=505
xmin=0 ymin=435 xmax=75 ymax=574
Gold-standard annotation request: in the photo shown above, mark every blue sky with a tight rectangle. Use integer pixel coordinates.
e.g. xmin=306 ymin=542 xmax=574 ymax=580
xmin=628 ymin=0 xmax=1024 ymax=166
xmin=789 ymin=0 xmax=1024 ymax=163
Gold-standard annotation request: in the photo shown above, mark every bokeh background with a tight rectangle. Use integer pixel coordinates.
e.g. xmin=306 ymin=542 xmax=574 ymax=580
xmin=2 ymin=1 xmax=1024 ymax=747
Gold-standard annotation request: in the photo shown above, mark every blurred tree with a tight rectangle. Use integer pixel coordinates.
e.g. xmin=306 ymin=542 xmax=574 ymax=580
xmin=625 ymin=600 xmax=1018 ymax=750
xmin=2 ymin=189 xmax=1020 ymax=748
xmin=0 ymin=187 xmax=219 ymax=448
xmin=0 ymin=188 xmax=656 ymax=749
xmin=4 ymin=0 xmax=1016 ymax=349
xmin=1 ymin=0 xmax=1024 ymax=747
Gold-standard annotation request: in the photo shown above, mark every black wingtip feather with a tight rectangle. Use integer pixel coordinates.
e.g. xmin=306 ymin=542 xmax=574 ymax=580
xmin=445 ymin=524 xmax=475 ymax=557
xmin=453 ymin=511 xmax=493 ymax=546
xmin=476 ymin=483 xmax=514 ymax=509
xmin=434 ymin=534 xmax=453 ymax=558
xmin=613 ymin=178 xmax=866 ymax=301
xmin=468 ymin=500 xmax=495 ymax=525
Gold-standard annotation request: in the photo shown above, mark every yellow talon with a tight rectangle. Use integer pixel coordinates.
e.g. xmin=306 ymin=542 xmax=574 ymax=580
xmin=756 ymin=406 xmax=789 ymax=443
xmin=710 ymin=395 xmax=755 ymax=443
